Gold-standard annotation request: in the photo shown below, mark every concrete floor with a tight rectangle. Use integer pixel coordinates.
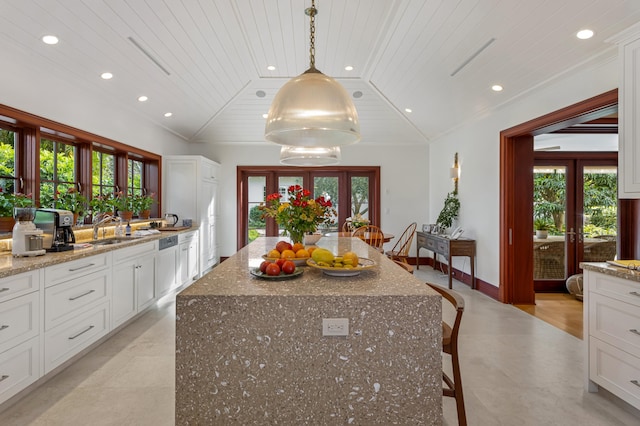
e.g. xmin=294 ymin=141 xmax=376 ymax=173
xmin=2 ymin=267 xmax=640 ymax=425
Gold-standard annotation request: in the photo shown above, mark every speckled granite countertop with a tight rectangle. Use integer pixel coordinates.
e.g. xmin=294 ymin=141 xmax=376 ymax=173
xmin=176 ymin=237 xmax=443 ymax=425
xmin=581 ymin=261 xmax=640 ymax=283
xmin=0 ymin=227 xmax=196 ymax=279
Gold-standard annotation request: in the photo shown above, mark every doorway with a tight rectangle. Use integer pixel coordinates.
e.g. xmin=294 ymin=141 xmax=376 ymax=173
xmin=532 ymin=155 xmax=618 ymax=292
xmin=499 ymin=89 xmax=619 ymax=304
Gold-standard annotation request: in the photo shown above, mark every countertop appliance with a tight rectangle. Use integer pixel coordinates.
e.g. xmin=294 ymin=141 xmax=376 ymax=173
xmin=12 ymin=207 xmax=45 ymax=257
xmin=34 ymin=208 xmax=76 ymax=252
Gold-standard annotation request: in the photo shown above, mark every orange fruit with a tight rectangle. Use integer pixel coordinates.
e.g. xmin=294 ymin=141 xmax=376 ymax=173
xmin=292 ymin=242 xmax=305 ymax=253
xmin=280 ymin=249 xmax=296 ymax=259
xmin=307 ymin=247 xmax=316 ymax=256
xmin=295 ymin=248 xmax=310 ymax=258
xmin=267 ymin=249 xmax=281 ymax=259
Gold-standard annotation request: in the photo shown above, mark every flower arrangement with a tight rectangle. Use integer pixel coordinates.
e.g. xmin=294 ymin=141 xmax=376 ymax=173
xmin=0 ymin=188 xmax=33 ymax=217
xmin=259 ymin=185 xmax=336 ymax=243
xmin=346 ymin=213 xmax=370 ymax=230
xmin=56 ymin=187 xmax=88 ymax=216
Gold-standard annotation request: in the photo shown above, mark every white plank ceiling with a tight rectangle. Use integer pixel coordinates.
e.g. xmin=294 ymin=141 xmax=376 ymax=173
xmin=0 ymin=0 xmax=639 ymax=146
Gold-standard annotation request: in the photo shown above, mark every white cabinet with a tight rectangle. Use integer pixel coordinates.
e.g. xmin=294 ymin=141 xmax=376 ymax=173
xmin=164 ymin=155 xmax=220 ymax=276
xmin=178 ymin=231 xmax=199 ymax=287
xmin=584 ymin=268 xmax=640 ymax=409
xmin=112 ymin=241 xmax=157 ymax=328
xmin=611 ymin=23 xmax=640 ymax=198
xmin=43 ymin=253 xmax=111 ymax=374
xmin=0 ymin=270 xmax=41 ymax=405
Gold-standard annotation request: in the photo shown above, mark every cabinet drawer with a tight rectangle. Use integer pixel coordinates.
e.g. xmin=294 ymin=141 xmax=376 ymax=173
xmin=44 ymin=301 xmax=109 ymax=374
xmin=45 ymin=253 xmax=110 ymax=288
xmin=416 ymin=234 xmax=427 ymax=248
xmin=112 ymin=241 xmax=156 ymax=264
xmin=590 ymin=337 xmax=640 ymax=409
xmin=0 ymin=270 xmax=39 ymax=303
xmin=589 ymin=271 xmax=640 ymax=307
xmin=45 ymin=270 xmax=110 ymax=331
xmin=590 ymin=293 xmax=640 ymax=356
xmin=436 ymin=240 xmax=449 ymax=255
xmin=0 ymin=337 xmax=40 ymax=405
xmin=425 ymin=238 xmax=437 ymax=251
xmin=0 ymin=292 xmax=39 ymax=354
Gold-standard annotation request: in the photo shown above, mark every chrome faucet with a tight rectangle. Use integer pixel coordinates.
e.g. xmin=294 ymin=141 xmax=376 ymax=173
xmin=92 ymin=214 xmax=114 ymax=240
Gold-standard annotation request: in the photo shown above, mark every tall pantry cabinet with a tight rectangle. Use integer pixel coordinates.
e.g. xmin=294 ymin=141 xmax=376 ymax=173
xmin=163 ymin=156 xmax=220 ymax=277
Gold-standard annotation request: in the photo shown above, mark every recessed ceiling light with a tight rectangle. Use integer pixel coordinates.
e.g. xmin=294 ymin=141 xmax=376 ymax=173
xmin=100 ymin=72 xmax=113 ymax=80
xmin=42 ymin=35 xmax=59 ymax=45
xmin=405 ymin=108 xmax=412 ymax=113
xmin=491 ymin=84 xmax=503 ymax=92
xmin=138 ymin=96 xmax=148 ymax=102
xmin=353 ymin=91 xmax=363 ymax=99
xmin=267 ymin=65 xmax=276 ymax=71
xmin=256 ymin=90 xmax=266 ymax=98
xmin=262 ymin=113 xmax=268 ymax=119
xmin=345 ymin=65 xmax=353 ymax=71
xmin=577 ymin=29 xmax=594 ymax=40
xmin=164 ymin=112 xmax=172 ymax=117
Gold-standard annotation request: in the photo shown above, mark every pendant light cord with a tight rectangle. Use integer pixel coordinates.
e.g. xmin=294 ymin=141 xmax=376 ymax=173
xmin=305 ymin=0 xmax=317 ymax=70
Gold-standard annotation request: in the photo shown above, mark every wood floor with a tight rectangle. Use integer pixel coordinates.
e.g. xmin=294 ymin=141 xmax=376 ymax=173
xmin=515 ymin=293 xmax=583 ymax=339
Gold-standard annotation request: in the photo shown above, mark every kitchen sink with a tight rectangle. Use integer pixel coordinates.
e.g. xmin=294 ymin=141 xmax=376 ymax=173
xmin=88 ymin=237 xmax=140 ymax=246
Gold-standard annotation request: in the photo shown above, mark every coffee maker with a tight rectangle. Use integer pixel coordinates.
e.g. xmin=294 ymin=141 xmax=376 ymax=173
xmin=12 ymin=207 xmax=45 ymax=257
xmin=34 ymin=209 xmax=76 ymax=252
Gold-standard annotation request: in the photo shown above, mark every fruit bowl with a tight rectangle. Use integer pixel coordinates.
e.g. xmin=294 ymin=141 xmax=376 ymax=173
xmin=250 ymin=267 xmax=303 ymax=280
xmin=306 ymin=258 xmax=376 ymax=277
xmin=262 ymin=254 xmax=310 ymax=266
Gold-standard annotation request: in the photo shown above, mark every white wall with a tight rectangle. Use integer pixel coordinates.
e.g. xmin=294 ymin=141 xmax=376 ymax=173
xmin=190 ymin=143 xmax=429 ymax=258
xmin=427 ymin=54 xmax=619 ymax=288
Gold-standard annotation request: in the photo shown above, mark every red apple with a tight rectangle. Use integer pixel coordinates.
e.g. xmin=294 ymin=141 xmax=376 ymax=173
xmin=281 ymin=260 xmax=296 ymax=275
xmin=276 ymin=258 xmax=287 ymax=268
xmin=259 ymin=261 xmax=271 ymax=273
xmin=265 ymin=263 xmax=281 ymax=276
xmin=275 ymin=240 xmax=293 ymax=253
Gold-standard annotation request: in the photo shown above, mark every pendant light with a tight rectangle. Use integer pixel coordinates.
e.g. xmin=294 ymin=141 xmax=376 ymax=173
xmin=280 ymin=145 xmax=341 ymax=166
xmin=265 ymin=0 xmax=360 ymax=147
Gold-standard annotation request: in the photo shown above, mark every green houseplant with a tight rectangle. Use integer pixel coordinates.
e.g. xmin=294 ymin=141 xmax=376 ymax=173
xmin=0 ymin=188 xmax=33 ymax=218
xmin=436 ymin=191 xmax=460 ymax=230
xmin=134 ymin=193 xmax=155 ymax=218
xmin=56 ymin=187 xmax=88 ymax=217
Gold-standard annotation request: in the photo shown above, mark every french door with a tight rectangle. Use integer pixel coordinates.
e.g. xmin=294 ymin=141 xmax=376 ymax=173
xmin=533 ymin=154 xmax=617 ymax=292
xmin=237 ymin=166 xmax=380 ymax=250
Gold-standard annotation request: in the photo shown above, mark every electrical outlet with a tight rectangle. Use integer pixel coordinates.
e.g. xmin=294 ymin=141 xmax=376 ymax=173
xmin=323 ymin=318 xmax=349 ymax=336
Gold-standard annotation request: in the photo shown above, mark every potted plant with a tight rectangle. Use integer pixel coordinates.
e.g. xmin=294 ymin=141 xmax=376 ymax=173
xmin=0 ymin=188 xmax=33 ymax=232
xmin=112 ymin=191 xmax=135 ymax=221
xmin=534 ymin=218 xmax=550 ymax=239
xmin=436 ymin=191 xmax=460 ymax=231
xmin=133 ymin=193 xmax=155 ymax=219
xmin=89 ymin=193 xmax=114 ymax=219
xmin=56 ymin=187 xmax=88 ymax=224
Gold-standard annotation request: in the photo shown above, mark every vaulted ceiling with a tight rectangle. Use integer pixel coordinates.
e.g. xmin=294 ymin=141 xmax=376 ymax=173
xmin=1 ymin=0 xmax=639 ymax=146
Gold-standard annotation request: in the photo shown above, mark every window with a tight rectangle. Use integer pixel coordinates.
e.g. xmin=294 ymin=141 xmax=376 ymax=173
xmin=127 ymin=158 xmax=143 ymax=197
xmin=0 ymin=126 xmax=17 ymax=195
xmin=40 ymin=137 xmax=77 ymax=209
xmin=92 ymin=150 xmax=115 ymax=198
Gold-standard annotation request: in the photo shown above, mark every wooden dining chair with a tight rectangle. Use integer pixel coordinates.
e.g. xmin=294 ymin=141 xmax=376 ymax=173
xmin=392 ymin=259 xmax=414 ymax=274
xmin=352 ymin=225 xmax=385 ymax=252
xmin=426 ymin=283 xmax=467 ymax=426
xmin=341 ymin=221 xmax=352 ymax=233
xmin=385 ymin=222 xmax=417 ymax=264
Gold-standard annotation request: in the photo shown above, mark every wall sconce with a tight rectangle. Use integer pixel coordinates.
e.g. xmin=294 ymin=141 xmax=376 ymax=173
xmin=450 ymin=152 xmax=460 ymax=193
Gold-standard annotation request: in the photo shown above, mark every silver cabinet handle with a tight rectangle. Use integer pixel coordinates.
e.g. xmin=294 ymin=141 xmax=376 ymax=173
xmin=631 ymin=380 xmax=640 ymax=388
xmin=68 ymin=289 xmax=95 ymax=301
xmin=0 ymin=375 xmax=8 ymax=383
xmin=0 ymin=287 xmax=9 ymax=293
xmin=68 ymin=325 xmax=94 ymax=340
xmin=629 ymin=291 xmax=640 ymax=297
xmin=68 ymin=263 xmax=95 ymax=272
xmin=630 ymin=329 xmax=640 ymax=336
xmin=0 ymin=325 xmax=8 ymax=331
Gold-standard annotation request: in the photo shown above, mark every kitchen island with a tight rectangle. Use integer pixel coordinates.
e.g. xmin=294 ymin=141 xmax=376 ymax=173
xmin=176 ymin=237 xmax=443 ymax=425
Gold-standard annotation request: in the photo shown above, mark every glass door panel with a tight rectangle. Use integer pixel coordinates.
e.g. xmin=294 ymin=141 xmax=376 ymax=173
xmin=533 ymin=166 xmax=567 ymax=281
xmin=581 ymin=165 xmax=617 ymax=263
xmin=350 ymin=176 xmax=370 ymax=221
xmin=313 ymin=176 xmax=338 ymax=232
xmin=247 ymin=176 xmax=266 ymax=243
xmin=277 ymin=176 xmax=303 ymax=237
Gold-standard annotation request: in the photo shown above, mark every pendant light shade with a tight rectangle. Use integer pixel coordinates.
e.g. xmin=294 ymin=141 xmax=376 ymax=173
xmin=279 ymin=145 xmax=341 ymax=166
xmin=264 ymin=0 xmax=360 ymax=148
